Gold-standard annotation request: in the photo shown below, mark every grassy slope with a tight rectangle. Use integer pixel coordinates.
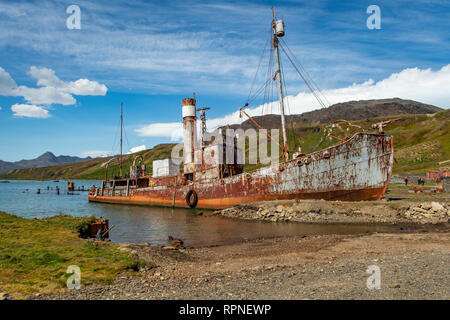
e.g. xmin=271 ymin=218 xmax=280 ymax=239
xmin=385 ymin=111 xmax=449 ymax=173
xmin=1 ymin=110 xmax=448 ymax=180
xmin=244 ymin=110 xmax=449 ymax=174
xmin=0 ymin=212 xmax=144 ymax=298
xmin=343 ymin=111 xmax=449 ymax=174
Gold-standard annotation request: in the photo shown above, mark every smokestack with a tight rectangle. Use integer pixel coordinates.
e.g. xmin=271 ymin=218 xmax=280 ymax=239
xmin=182 ymin=98 xmax=197 ymax=174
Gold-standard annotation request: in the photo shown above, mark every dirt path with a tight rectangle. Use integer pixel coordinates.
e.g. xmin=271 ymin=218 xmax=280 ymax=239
xmin=37 ymin=225 xmax=450 ymax=300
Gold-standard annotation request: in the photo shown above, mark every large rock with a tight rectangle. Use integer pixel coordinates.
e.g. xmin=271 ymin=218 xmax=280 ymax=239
xmin=411 ymin=207 xmax=428 ymax=214
xmin=420 ymin=203 xmax=432 ymax=210
xmin=431 ymin=202 xmax=444 ymax=212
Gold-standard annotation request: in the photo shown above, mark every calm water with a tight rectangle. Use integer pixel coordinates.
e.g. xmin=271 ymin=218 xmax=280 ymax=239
xmin=0 ymin=180 xmax=398 ymax=246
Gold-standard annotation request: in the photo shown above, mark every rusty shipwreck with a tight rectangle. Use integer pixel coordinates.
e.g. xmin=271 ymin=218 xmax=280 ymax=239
xmin=88 ymin=10 xmax=394 ymax=209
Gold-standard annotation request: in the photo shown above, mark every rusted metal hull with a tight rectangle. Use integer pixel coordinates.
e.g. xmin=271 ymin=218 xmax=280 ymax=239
xmin=89 ymin=133 xmax=394 ymax=209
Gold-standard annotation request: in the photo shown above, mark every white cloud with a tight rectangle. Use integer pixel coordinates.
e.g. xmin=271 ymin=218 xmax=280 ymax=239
xmin=14 ymin=85 xmax=76 ymax=105
xmin=81 ymin=150 xmax=111 ymax=158
xmin=136 ymin=64 xmax=450 ymax=139
xmin=65 ymin=79 xmax=108 ymax=96
xmin=0 ymin=66 xmax=108 ymax=115
xmin=289 ymin=64 xmax=450 ymax=112
xmin=27 ymin=66 xmax=107 ymax=96
xmin=11 ymin=104 xmax=50 ymax=118
xmin=127 ymin=145 xmax=147 ymax=154
xmin=28 ymin=66 xmax=64 ymax=88
xmin=0 ymin=67 xmax=17 ymax=95
xmin=18 ymin=66 xmax=107 ymax=105
xmin=135 ymin=122 xmax=183 ymax=141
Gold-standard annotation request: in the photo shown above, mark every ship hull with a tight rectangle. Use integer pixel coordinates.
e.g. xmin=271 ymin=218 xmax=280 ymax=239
xmin=89 ymin=133 xmax=394 ymax=209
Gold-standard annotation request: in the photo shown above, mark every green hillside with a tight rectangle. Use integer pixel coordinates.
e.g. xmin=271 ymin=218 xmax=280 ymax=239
xmin=284 ymin=110 xmax=449 ymax=174
xmin=1 ymin=110 xmax=448 ymax=180
xmin=0 ymin=143 xmax=176 ymax=180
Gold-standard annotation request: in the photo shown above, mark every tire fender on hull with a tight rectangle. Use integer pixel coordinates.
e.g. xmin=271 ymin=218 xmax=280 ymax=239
xmin=186 ymin=189 xmax=198 ymax=208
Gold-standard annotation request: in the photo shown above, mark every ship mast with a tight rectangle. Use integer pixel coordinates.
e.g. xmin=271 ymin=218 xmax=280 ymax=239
xmin=119 ymin=102 xmax=123 ymax=178
xmin=272 ymin=8 xmax=289 ymax=161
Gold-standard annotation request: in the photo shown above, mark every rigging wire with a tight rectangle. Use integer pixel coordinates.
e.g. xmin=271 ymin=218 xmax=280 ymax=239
xmin=264 ymin=26 xmax=274 ymax=115
xmin=109 ymin=106 xmax=132 ymax=160
xmin=123 ymin=121 xmax=131 ymax=155
xmin=247 ymin=35 xmax=275 ymax=106
xmin=279 ymin=54 xmax=289 ymax=115
xmin=263 ymin=37 xmax=273 ymax=115
xmin=110 ymin=117 xmax=121 ymax=157
xmin=267 ymin=28 xmax=276 ymax=114
xmin=279 ymin=38 xmax=331 ymax=108
xmin=247 ymin=34 xmax=270 ymax=104
xmin=280 ymin=53 xmax=299 ymax=150
xmin=279 ymin=38 xmax=326 ymax=101
xmin=240 ymin=21 xmax=332 ymax=144
xmin=235 ymin=20 xmax=335 ymax=157
xmin=279 ymin=42 xmax=328 ymax=109
xmin=269 ymin=40 xmax=274 ymax=115
xmin=270 ymin=42 xmax=275 ymax=114
xmin=247 ymin=77 xmax=275 ymax=104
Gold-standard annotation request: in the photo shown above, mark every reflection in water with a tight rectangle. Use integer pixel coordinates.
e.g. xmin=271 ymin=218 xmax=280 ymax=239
xmin=0 ymin=180 xmax=398 ymax=246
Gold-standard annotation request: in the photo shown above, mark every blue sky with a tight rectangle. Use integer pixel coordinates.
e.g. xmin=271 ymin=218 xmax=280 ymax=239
xmin=0 ymin=0 xmax=449 ymax=161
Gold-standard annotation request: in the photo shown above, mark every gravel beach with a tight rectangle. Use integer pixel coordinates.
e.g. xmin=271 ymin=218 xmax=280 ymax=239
xmin=35 ymin=225 xmax=450 ymax=300
xmin=27 ymin=189 xmax=450 ymax=300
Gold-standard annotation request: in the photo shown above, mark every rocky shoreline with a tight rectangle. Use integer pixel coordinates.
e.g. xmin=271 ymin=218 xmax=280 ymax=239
xmin=214 ymin=199 xmax=450 ymax=225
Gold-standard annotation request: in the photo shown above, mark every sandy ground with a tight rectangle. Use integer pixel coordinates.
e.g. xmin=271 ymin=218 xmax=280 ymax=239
xmin=36 ymin=224 xmax=450 ymax=300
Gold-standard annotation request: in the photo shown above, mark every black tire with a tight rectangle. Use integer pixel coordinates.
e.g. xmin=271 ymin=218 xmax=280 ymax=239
xmin=186 ymin=189 xmax=198 ymax=208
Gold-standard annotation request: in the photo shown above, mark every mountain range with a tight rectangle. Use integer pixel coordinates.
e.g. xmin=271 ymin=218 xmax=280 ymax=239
xmin=0 ymin=152 xmax=90 ymax=174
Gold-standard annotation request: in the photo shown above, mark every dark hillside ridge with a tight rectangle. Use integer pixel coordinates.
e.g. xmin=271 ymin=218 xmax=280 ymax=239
xmin=0 ymin=152 xmax=90 ymax=173
xmin=226 ymin=98 xmax=442 ymax=130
